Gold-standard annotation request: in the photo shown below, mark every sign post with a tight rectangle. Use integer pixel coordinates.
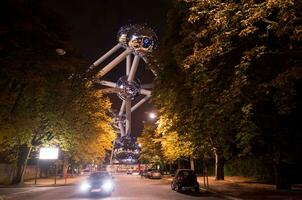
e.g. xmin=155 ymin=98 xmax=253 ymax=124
xmin=39 ymin=147 xmax=59 ymax=185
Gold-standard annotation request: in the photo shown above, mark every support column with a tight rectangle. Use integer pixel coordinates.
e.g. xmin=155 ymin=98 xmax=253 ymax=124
xmin=126 ymin=54 xmax=131 ymax=75
xmin=125 ymin=100 xmax=131 ymax=135
xmin=131 ymin=96 xmax=151 ymax=112
xmin=96 ymin=49 xmax=132 ymax=78
xmin=127 ymin=55 xmax=140 ymax=81
xmin=92 ymin=44 xmax=121 ymax=67
xmin=119 ymin=101 xmax=126 ymax=136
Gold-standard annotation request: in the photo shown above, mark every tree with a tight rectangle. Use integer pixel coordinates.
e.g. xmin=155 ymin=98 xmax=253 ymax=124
xmin=0 ymin=0 xmax=115 ymax=183
xmin=185 ymin=0 xmax=302 ymax=187
xmin=156 ymin=113 xmax=194 ymax=169
xmin=137 ymin=124 xmax=163 ymax=168
xmin=150 ymin=0 xmax=302 ymax=188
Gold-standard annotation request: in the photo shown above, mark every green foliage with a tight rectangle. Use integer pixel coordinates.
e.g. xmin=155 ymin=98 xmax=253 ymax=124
xmin=148 ymin=0 xmax=302 ymax=183
xmin=156 ymin=113 xmax=194 ymax=162
xmin=225 ymin=157 xmax=274 ymax=181
xmin=137 ymin=124 xmax=163 ymax=166
xmin=0 ymin=1 xmax=115 ymax=165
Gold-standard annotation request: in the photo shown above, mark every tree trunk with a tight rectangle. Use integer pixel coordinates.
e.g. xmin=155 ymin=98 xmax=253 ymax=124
xmin=13 ymin=145 xmax=32 ymax=184
xmin=62 ymin=156 xmax=69 ymax=178
xmin=203 ymin=156 xmax=210 ymax=188
xmin=214 ymin=148 xmax=225 ymax=180
xmin=190 ymin=157 xmax=195 ymax=170
xmin=10 ymin=83 xmax=27 ymax=114
xmin=177 ymin=159 xmax=181 ymax=169
xmin=275 ymin=163 xmax=291 ymax=190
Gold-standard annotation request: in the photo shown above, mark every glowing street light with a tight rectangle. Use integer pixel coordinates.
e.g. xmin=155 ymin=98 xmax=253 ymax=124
xmin=149 ymin=112 xmax=157 ymax=119
xmin=55 ymin=48 xmax=66 ymax=56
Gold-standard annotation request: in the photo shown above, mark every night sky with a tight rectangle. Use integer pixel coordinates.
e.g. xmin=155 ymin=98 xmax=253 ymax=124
xmin=42 ymin=0 xmax=173 ymax=137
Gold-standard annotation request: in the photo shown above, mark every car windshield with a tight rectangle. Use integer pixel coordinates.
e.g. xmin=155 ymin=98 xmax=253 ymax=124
xmin=178 ymin=170 xmax=195 ymax=178
xmin=89 ymin=172 xmax=111 ymax=179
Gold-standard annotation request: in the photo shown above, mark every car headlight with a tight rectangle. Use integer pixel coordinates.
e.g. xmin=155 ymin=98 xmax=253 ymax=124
xmin=102 ymin=180 xmax=114 ymax=191
xmin=80 ymin=182 xmax=91 ymax=191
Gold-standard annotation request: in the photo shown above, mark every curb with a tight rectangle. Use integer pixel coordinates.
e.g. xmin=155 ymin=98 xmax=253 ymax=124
xmin=23 ymin=183 xmax=78 ymax=187
xmin=0 ymin=182 xmax=79 ymax=188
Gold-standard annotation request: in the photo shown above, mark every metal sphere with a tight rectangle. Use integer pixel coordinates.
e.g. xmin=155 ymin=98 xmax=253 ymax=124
xmin=116 ymin=76 xmax=141 ymax=100
xmin=127 ymin=24 xmax=158 ymax=56
xmin=117 ymin=25 xmax=133 ymax=47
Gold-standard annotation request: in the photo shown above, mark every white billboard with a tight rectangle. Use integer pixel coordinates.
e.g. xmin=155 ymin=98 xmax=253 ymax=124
xmin=39 ymin=147 xmax=59 ymax=160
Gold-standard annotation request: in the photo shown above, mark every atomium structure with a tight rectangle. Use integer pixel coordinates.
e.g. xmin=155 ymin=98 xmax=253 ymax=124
xmin=86 ymin=24 xmax=157 ymax=137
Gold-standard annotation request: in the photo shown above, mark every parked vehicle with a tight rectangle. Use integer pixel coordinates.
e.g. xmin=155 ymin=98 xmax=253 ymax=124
xmin=147 ymin=170 xmax=162 ymax=179
xmin=171 ymin=169 xmax=199 ymax=192
xmin=126 ymin=169 xmax=133 ymax=175
xmin=139 ymin=170 xmax=148 ymax=177
xmin=132 ymin=170 xmax=140 ymax=175
xmin=80 ymin=171 xmax=115 ymax=196
xmin=81 ymin=169 xmax=91 ymax=176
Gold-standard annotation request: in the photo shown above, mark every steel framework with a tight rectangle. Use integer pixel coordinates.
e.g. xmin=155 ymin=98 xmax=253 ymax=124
xmin=86 ymin=24 xmax=157 ymax=137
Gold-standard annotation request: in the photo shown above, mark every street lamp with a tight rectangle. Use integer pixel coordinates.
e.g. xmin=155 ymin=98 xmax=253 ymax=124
xmin=149 ymin=112 xmax=156 ymax=119
xmin=55 ymin=48 xmax=66 ymax=55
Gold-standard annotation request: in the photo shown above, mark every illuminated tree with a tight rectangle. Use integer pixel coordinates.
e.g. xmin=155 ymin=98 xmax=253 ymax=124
xmin=156 ymin=114 xmax=194 ymax=165
xmin=137 ymin=124 xmax=163 ymax=168
xmin=150 ymin=0 xmax=302 ymax=189
xmin=0 ymin=1 xmax=115 ymax=183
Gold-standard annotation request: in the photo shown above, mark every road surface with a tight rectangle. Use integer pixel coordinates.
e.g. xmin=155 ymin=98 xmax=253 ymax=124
xmin=0 ymin=174 xmax=224 ymax=200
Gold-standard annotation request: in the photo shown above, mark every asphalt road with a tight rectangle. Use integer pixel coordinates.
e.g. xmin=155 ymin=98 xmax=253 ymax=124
xmin=0 ymin=174 xmax=224 ymax=200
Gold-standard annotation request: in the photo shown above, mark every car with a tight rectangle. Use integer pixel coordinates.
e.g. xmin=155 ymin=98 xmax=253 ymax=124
xmin=145 ymin=169 xmax=152 ymax=177
xmin=147 ymin=170 xmax=162 ymax=179
xmin=132 ymin=170 xmax=140 ymax=175
xmin=81 ymin=169 xmax=91 ymax=176
xmin=171 ymin=169 xmax=199 ymax=193
xmin=126 ymin=169 xmax=133 ymax=175
xmin=80 ymin=171 xmax=115 ymax=196
xmin=139 ymin=170 xmax=147 ymax=177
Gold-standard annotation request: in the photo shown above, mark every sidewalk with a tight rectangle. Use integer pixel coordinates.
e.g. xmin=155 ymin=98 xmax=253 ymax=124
xmin=201 ymin=176 xmax=302 ymax=200
xmin=22 ymin=175 xmax=86 ymax=187
xmin=164 ymin=176 xmax=302 ymax=200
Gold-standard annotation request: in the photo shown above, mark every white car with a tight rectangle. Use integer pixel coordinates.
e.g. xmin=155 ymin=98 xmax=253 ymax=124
xmin=147 ymin=170 xmax=162 ymax=179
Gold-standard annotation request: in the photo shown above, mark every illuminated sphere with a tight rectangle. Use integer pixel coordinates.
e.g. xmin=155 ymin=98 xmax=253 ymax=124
xmin=126 ymin=24 xmax=158 ymax=56
xmin=116 ymin=76 xmax=141 ymax=100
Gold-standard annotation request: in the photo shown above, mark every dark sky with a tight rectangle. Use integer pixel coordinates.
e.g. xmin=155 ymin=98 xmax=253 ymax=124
xmin=43 ymin=0 xmax=172 ymax=137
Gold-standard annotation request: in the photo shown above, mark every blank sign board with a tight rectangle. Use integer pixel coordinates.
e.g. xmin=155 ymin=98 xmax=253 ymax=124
xmin=39 ymin=147 xmax=59 ymax=160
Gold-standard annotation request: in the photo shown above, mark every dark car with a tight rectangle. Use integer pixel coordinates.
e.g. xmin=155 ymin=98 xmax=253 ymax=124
xmin=80 ymin=171 xmax=115 ymax=196
xmin=139 ymin=170 xmax=148 ymax=177
xmin=171 ymin=169 xmax=199 ymax=192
